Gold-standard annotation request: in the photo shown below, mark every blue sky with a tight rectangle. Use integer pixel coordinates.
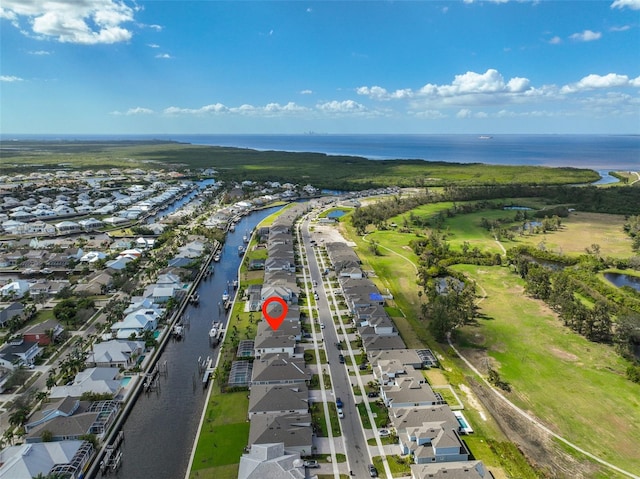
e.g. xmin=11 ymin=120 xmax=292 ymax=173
xmin=1 ymin=0 xmax=639 ymax=135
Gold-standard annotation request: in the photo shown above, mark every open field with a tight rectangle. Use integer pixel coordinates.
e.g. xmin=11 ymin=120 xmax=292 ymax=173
xmin=504 ymin=211 xmax=633 ymax=258
xmin=454 ymin=264 xmax=640 ymax=476
xmin=0 ymin=140 xmax=600 ymax=189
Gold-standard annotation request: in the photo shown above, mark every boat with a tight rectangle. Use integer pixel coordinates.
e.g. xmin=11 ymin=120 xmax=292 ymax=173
xmin=232 ymin=279 xmax=238 ymax=290
xmin=189 ymin=293 xmax=200 ymax=305
xmin=222 ymin=290 xmax=229 ymax=302
xmin=229 ymin=224 xmax=236 ymax=232
xmin=172 ymin=324 xmax=184 ymax=339
xmin=213 ymin=253 xmax=221 ymax=262
xmin=209 ymin=321 xmax=221 ymax=339
xmin=238 ymin=245 xmax=245 ymax=256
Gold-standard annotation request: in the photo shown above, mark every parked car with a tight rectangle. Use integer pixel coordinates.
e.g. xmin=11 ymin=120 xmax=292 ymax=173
xmin=338 ymin=354 xmax=345 ymax=364
xmin=369 ymin=464 xmax=378 ymax=477
xmin=304 ymin=460 xmax=320 ymax=468
xmin=359 ymin=363 xmax=368 ymax=370
xmin=367 ymin=391 xmax=379 ymax=398
xmin=336 ymin=397 xmax=343 ymax=408
xmin=378 ymin=429 xmax=391 ymax=437
xmin=337 ymin=408 xmax=344 ymax=419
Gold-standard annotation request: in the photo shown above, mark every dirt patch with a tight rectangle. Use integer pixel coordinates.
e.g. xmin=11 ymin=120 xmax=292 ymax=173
xmin=459 ymin=383 xmax=488 ymax=421
xmin=468 ymin=378 xmax=600 ymax=479
xmin=549 ymin=347 xmax=578 ymax=362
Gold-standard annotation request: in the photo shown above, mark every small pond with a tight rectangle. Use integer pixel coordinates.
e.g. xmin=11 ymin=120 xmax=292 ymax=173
xmin=604 ymin=272 xmax=640 ymax=292
xmin=326 ymin=209 xmax=347 ymax=219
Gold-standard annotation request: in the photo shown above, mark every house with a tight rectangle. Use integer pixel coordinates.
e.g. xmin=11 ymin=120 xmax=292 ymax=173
xmin=381 ymin=367 xmax=441 ymax=409
xmin=86 ymin=339 xmax=144 ymax=368
xmin=78 ymin=218 xmax=104 ymax=231
xmin=105 ymin=256 xmax=133 ymax=271
xmin=237 ymin=442 xmax=305 ymax=479
xmin=0 ymin=338 xmax=41 ymax=370
xmin=110 ymin=308 xmax=161 ymax=339
xmin=0 ymin=302 xmax=24 ymax=327
xmin=410 ymin=461 xmax=490 ymax=479
xmin=369 ymin=349 xmax=438 ymax=370
xmin=248 ymin=413 xmax=313 ymax=456
xmin=48 ymin=367 xmax=122 ymax=399
xmin=54 ymin=220 xmax=81 ymax=233
xmin=22 ymin=319 xmax=64 ymax=346
xmin=251 ymin=355 xmax=311 ymax=386
xmin=0 ymin=440 xmax=94 ymax=479
xmin=248 ymin=384 xmax=309 ymax=419
xmin=400 ymin=423 xmax=470 ymax=464
xmin=0 ymin=280 xmax=31 ymax=299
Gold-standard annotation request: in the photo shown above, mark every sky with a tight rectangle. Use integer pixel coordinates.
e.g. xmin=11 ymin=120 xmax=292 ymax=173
xmin=1 ymin=0 xmax=639 ymax=135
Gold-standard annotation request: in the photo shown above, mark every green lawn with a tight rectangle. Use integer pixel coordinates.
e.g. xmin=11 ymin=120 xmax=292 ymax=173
xmin=190 ymin=391 xmax=250 ymax=473
xmin=357 ymin=401 xmax=389 ymax=429
xmin=454 ymin=264 xmax=640 ymax=474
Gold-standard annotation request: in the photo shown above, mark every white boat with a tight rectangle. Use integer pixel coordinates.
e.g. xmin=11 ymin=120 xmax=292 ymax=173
xmin=232 ymin=279 xmax=238 ymax=289
xmin=238 ymin=245 xmax=245 ymax=256
xmin=229 ymin=224 xmax=235 ymax=232
xmin=209 ymin=321 xmax=221 ymax=338
xmin=213 ymin=254 xmax=221 ymax=262
xmin=222 ymin=290 xmax=229 ymax=302
xmin=172 ymin=324 xmax=184 ymax=339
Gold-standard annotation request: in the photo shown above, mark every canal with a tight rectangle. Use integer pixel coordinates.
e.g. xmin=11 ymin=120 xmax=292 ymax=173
xmin=100 ymin=205 xmax=281 ymax=479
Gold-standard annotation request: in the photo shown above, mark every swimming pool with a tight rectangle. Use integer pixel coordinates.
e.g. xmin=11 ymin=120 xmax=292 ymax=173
xmin=120 ymin=376 xmax=132 ymax=387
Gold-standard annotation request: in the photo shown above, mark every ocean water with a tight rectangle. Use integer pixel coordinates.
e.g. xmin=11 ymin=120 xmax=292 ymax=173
xmin=3 ymin=133 xmax=639 ymax=170
xmin=169 ymin=134 xmax=640 ymax=171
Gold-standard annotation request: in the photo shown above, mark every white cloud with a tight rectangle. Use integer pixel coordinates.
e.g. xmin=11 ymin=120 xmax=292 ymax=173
xmin=155 ymin=53 xmax=172 ymax=59
xmin=316 ymin=100 xmax=366 ymax=113
xmin=148 ymin=43 xmax=160 ymax=48
xmin=356 ymin=85 xmax=413 ymax=100
xmin=149 ymin=24 xmax=163 ymax=31
xmin=126 ymin=107 xmax=154 ymax=115
xmin=610 ymin=25 xmax=631 ymax=32
xmin=561 ymin=73 xmax=637 ymax=93
xmin=28 ymin=50 xmax=52 ymax=55
xmin=412 ymin=109 xmax=447 ymax=119
xmin=300 ymin=89 xmax=313 ymax=95
xmin=163 ymin=102 xmax=308 ymax=117
xmin=569 ymin=30 xmax=602 ymax=42
xmin=0 ymin=75 xmax=24 ymax=82
xmin=548 ymin=36 xmax=562 ymax=45
xmin=611 ymin=0 xmax=640 ymax=10
xmin=1 ymin=0 xmax=135 ymax=44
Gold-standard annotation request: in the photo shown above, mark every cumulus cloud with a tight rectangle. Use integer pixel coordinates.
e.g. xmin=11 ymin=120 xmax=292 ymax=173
xmin=126 ymin=107 xmax=154 ymax=115
xmin=300 ymin=89 xmax=313 ymax=95
xmin=0 ymin=0 xmax=135 ymax=44
xmin=316 ymin=100 xmax=366 ymax=113
xmin=0 ymin=75 xmax=24 ymax=82
xmin=561 ymin=73 xmax=638 ymax=93
xmin=611 ymin=0 xmax=640 ymax=9
xmin=163 ymin=102 xmax=309 ymax=116
xmin=570 ymin=30 xmax=602 ymax=42
xmin=548 ymin=36 xmax=562 ymax=45
xmin=155 ymin=53 xmax=172 ymax=59
xmin=356 ymin=86 xmax=413 ymax=100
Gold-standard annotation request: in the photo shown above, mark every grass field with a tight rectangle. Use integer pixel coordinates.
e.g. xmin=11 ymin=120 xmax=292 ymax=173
xmin=506 ymin=211 xmax=633 ymax=258
xmin=189 ymin=391 xmax=251 ymax=478
xmin=454 ymin=264 xmax=640 ymax=475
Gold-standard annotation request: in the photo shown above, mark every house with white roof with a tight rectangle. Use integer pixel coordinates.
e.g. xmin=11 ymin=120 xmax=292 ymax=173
xmin=0 ymin=440 xmax=94 ymax=479
xmin=110 ymin=308 xmax=160 ymax=339
xmin=54 ymin=221 xmax=81 ymax=233
xmin=49 ymin=367 xmax=122 ymax=399
xmin=0 ymin=280 xmax=31 ymax=299
xmin=86 ymin=339 xmax=145 ymax=368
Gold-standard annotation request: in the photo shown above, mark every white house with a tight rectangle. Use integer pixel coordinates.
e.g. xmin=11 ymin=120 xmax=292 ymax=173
xmin=110 ymin=308 xmax=161 ymax=339
xmin=0 ymin=280 xmax=31 ymax=299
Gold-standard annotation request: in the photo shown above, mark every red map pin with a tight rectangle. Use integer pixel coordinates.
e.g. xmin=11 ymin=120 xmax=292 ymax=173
xmin=262 ymin=297 xmax=288 ymax=331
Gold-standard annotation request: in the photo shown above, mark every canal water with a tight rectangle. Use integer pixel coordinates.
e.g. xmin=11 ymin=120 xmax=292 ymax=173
xmin=100 ymin=205 xmax=280 ymax=479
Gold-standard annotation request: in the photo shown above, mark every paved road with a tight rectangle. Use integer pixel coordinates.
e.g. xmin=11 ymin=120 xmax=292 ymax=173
xmin=299 ymin=214 xmax=373 ymax=479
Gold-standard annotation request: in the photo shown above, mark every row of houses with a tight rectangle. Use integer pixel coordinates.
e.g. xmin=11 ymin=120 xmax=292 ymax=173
xmin=234 ymin=205 xmax=319 ymax=461
xmin=0 ymin=181 xmax=193 ymax=236
xmin=324 ymin=242 xmax=491 ymax=478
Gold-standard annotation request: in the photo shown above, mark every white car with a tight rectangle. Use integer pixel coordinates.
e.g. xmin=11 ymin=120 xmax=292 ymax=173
xmin=337 ymin=408 xmax=344 ymax=419
xmin=378 ymin=429 xmax=391 ymax=437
